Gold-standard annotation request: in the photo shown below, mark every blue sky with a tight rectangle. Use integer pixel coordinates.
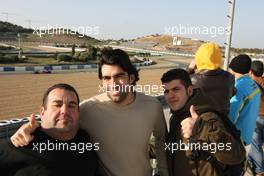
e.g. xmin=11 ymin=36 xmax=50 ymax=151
xmin=0 ymin=0 xmax=263 ymax=48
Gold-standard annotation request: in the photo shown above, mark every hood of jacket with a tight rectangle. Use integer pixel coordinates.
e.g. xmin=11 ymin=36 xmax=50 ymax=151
xmin=195 ymin=43 xmax=222 ymax=71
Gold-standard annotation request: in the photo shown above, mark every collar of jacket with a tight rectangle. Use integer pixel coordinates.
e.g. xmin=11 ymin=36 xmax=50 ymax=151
xmin=253 ymin=76 xmax=264 ymax=89
xmin=196 ymin=68 xmax=223 ymax=76
xmin=170 ymin=88 xmax=217 ymax=122
xmin=236 ymin=74 xmax=250 ymax=81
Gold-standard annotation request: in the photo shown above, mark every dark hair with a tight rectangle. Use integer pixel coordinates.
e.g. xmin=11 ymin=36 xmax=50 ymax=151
xmin=161 ymin=68 xmax=192 ymax=89
xmin=98 ymin=48 xmax=139 ymax=85
xmin=251 ymin=60 xmax=264 ymax=77
xmin=42 ymin=83 xmax=80 ymax=109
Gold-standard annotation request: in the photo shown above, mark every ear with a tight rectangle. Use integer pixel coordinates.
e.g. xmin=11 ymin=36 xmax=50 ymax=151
xmin=248 ymin=70 xmax=253 ymax=77
xmin=129 ymin=74 xmax=136 ymax=84
xmin=39 ymin=106 xmax=45 ymax=119
xmin=187 ymin=86 xmax=193 ymax=96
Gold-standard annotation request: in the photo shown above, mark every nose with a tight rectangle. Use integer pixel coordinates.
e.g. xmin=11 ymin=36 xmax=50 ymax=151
xmin=60 ymin=104 xmax=68 ymax=115
xmin=107 ymin=77 xmax=120 ymax=91
xmin=110 ymin=76 xmax=120 ymax=85
xmin=166 ymin=91 xmax=175 ymax=100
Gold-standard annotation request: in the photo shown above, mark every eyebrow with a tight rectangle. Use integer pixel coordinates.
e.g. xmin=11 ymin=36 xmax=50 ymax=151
xmin=51 ymin=100 xmax=62 ymax=103
xmin=171 ymin=86 xmax=181 ymax=89
xmin=68 ymin=101 xmax=78 ymax=105
xmin=102 ymin=72 xmax=127 ymax=78
xmin=51 ymin=100 xmax=78 ymax=105
xmin=165 ymin=86 xmax=181 ymax=91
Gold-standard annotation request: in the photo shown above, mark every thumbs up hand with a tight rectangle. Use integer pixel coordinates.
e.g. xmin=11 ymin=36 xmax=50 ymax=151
xmin=180 ymin=105 xmax=199 ymax=139
xmin=10 ymin=114 xmax=40 ymax=147
xmin=189 ymin=105 xmax=199 ymax=120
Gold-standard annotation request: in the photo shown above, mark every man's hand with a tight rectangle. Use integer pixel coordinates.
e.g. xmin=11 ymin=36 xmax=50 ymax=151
xmin=10 ymin=114 xmax=40 ymax=147
xmin=180 ymin=105 xmax=199 ymax=139
xmin=188 ymin=59 xmax=197 ymax=70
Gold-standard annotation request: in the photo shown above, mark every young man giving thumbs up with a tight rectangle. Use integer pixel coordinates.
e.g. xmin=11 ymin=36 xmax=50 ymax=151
xmin=161 ymin=68 xmax=245 ymax=176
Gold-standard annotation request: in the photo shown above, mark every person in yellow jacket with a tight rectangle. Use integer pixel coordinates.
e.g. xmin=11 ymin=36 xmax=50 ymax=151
xmin=187 ymin=42 xmax=235 ymax=115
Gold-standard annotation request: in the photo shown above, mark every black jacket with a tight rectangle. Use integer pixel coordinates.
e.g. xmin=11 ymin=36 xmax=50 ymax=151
xmin=190 ymin=69 xmax=235 ymax=115
xmin=0 ymin=129 xmax=99 ymax=176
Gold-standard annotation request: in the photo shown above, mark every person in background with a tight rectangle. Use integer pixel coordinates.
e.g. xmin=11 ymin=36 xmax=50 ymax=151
xmin=187 ymin=42 xmax=235 ymax=115
xmin=229 ymin=54 xmax=261 ymax=145
xmin=248 ymin=60 xmax=264 ymax=176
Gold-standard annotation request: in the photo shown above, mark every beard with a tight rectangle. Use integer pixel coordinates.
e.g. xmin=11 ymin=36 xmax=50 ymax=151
xmin=107 ymin=91 xmax=128 ymax=103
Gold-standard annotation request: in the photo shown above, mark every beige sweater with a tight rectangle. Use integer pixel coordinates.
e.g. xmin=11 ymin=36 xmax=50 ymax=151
xmin=80 ymin=92 xmax=168 ymax=176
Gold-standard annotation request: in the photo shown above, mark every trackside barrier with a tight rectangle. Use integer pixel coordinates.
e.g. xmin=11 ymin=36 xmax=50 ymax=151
xmin=0 ymin=96 xmax=167 ymax=139
xmin=0 ymin=61 xmax=153 ymax=73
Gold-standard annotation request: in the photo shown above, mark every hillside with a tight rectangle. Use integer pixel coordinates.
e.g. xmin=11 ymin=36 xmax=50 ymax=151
xmin=120 ymin=34 xmax=204 ymax=54
xmin=24 ymin=33 xmax=100 ymax=44
xmin=0 ymin=21 xmax=33 ymax=33
xmin=0 ymin=21 xmax=100 ymax=45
